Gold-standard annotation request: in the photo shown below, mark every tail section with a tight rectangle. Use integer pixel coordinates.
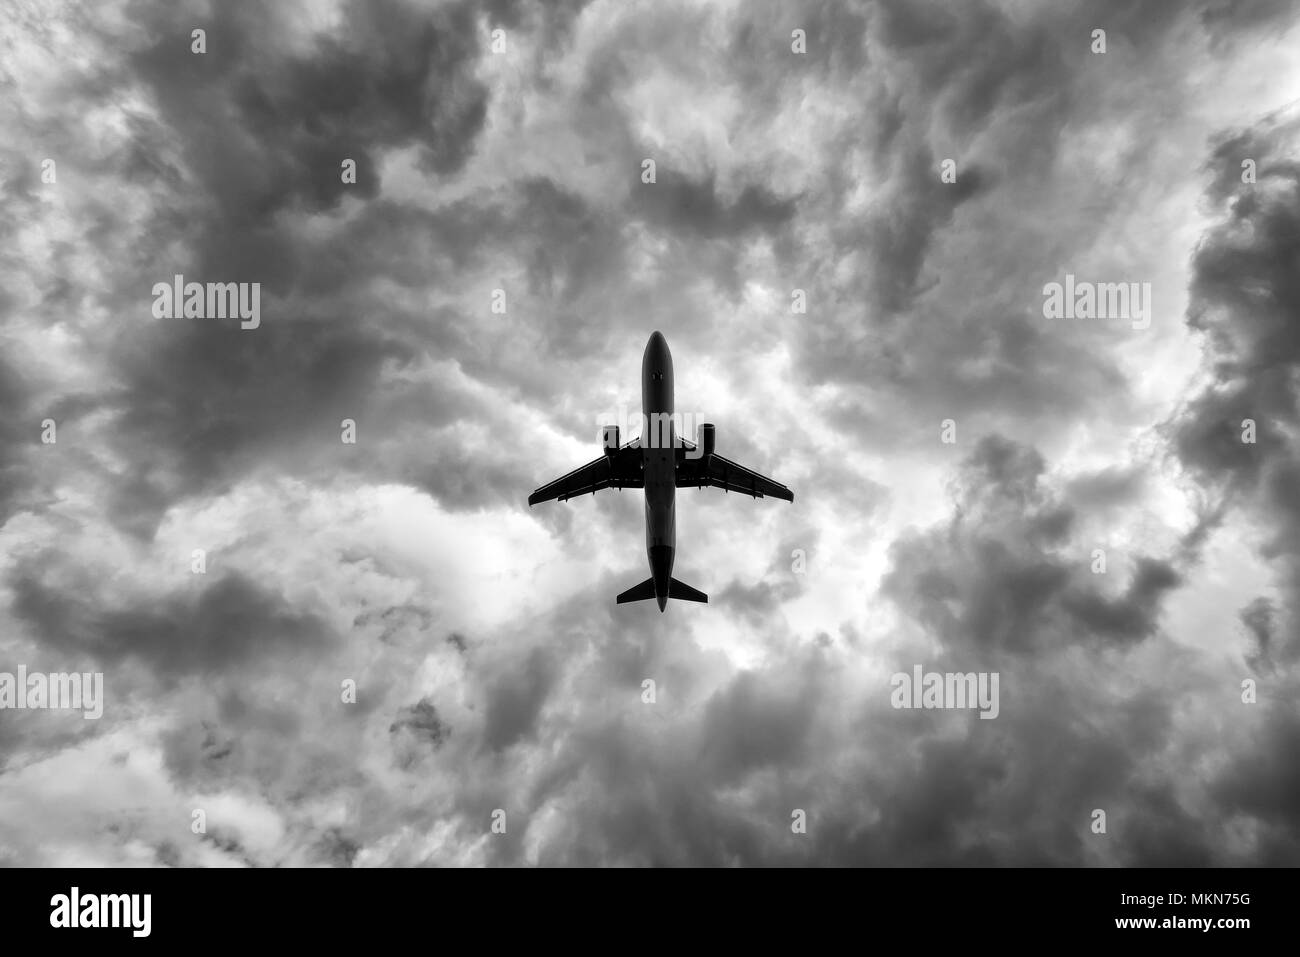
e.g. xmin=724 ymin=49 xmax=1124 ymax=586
xmin=667 ymin=578 xmax=708 ymax=603
xmin=615 ymin=576 xmax=708 ymax=608
xmin=616 ymin=578 xmax=658 ymax=604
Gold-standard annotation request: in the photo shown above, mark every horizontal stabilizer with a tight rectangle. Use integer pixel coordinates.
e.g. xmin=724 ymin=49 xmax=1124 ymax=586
xmin=616 ymin=578 xmax=657 ymax=604
xmin=615 ymin=577 xmax=709 ymax=605
xmin=668 ymin=578 xmax=708 ymax=603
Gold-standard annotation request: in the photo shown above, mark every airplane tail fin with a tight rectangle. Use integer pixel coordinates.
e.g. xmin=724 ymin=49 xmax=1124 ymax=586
xmin=668 ymin=577 xmax=708 ymax=603
xmin=616 ymin=578 xmax=657 ymax=604
xmin=615 ymin=577 xmax=709 ymax=605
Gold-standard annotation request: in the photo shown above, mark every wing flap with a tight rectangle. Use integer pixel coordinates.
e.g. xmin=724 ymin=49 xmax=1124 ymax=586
xmin=528 ymin=443 xmax=643 ymax=506
xmin=674 ymin=447 xmax=794 ymax=502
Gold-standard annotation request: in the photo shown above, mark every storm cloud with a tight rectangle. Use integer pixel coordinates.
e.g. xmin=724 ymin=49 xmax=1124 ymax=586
xmin=2 ymin=0 xmax=1299 ymax=866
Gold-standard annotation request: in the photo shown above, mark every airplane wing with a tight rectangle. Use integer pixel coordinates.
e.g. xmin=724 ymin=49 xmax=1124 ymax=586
xmin=528 ymin=442 xmax=644 ymax=506
xmin=675 ymin=441 xmax=794 ymax=502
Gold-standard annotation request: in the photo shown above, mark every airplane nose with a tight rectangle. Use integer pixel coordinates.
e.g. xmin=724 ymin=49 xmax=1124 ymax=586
xmin=645 ymin=331 xmax=671 ymax=368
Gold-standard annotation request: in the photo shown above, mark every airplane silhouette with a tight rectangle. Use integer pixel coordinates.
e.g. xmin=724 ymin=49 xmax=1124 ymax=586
xmin=528 ymin=331 xmax=794 ymax=610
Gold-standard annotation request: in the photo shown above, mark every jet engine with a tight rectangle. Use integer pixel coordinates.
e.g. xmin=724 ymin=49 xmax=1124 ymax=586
xmin=699 ymin=422 xmax=716 ymax=458
xmin=602 ymin=425 xmax=620 ymax=458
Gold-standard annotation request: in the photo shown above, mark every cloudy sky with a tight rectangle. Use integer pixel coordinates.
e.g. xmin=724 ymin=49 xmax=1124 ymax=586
xmin=2 ymin=0 xmax=1299 ymax=866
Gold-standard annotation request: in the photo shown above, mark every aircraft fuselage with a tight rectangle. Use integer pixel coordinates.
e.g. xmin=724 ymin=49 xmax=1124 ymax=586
xmin=641 ymin=331 xmax=676 ymax=611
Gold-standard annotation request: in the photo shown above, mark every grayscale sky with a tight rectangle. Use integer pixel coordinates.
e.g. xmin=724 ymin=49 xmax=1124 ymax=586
xmin=2 ymin=0 xmax=1299 ymax=866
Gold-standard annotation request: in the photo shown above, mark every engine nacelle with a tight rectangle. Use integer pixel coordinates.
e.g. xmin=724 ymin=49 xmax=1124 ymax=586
xmin=698 ymin=422 xmax=716 ymax=458
xmin=602 ymin=425 xmax=620 ymax=458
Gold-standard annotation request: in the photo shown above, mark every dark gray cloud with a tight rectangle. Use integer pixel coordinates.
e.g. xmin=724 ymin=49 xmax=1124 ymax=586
xmin=1212 ymin=710 xmax=1300 ymax=865
xmin=628 ymin=168 xmax=799 ymax=240
xmin=129 ymin=0 xmax=489 ymax=220
xmin=390 ymin=697 xmax=450 ymax=749
xmin=884 ymin=435 xmax=1183 ymax=654
xmin=482 ymin=647 xmax=557 ymax=753
xmin=9 ymin=565 xmax=331 ymax=677
xmin=0 ymin=355 xmax=37 ymax=521
xmin=1173 ymin=110 xmax=1300 ymax=661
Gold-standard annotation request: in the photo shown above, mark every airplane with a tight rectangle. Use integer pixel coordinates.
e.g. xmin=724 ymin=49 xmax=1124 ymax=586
xmin=528 ymin=331 xmax=794 ymax=611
